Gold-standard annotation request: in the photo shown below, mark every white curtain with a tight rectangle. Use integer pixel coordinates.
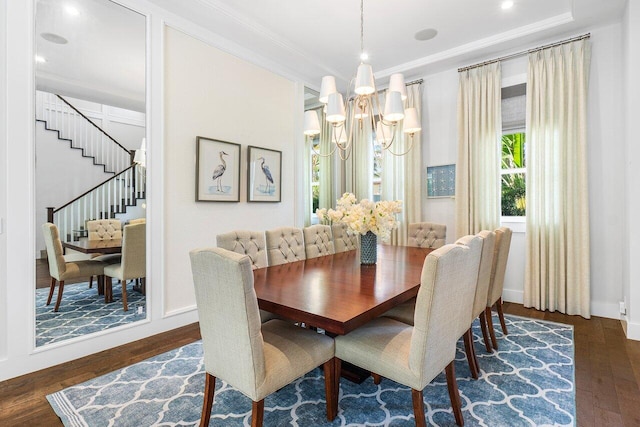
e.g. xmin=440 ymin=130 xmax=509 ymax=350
xmin=455 ymin=63 xmax=502 ymax=238
xmin=345 ymin=99 xmax=373 ymax=200
xmin=524 ymin=39 xmax=591 ymax=318
xmin=317 ymin=108 xmax=336 ymax=209
xmin=381 ymin=83 xmax=423 ymax=246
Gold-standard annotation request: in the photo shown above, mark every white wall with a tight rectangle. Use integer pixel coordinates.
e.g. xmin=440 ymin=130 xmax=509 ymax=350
xmin=419 ymin=23 xmax=627 ymax=320
xmin=0 ymin=0 xmax=8 ymax=362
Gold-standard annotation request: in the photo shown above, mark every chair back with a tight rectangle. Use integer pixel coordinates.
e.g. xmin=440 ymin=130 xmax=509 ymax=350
xmin=121 ymin=223 xmax=146 ymax=279
xmin=87 ymin=219 xmax=122 ymax=240
xmin=303 ymin=225 xmax=335 ymax=259
xmin=265 ymin=227 xmax=306 ymax=266
xmin=189 ymin=247 xmax=266 ymax=395
xmin=407 ymin=222 xmax=446 ymax=248
xmin=128 ymin=218 xmax=146 ymax=225
xmin=487 ymin=227 xmax=513 ymax=306
xmin=42 ymin=223 xmax=66 ymax=280
xmin=409 ymin=236 xmax=481 ymax=379
xmin=217 ymin=230 xmax=268 ymax=269
xmin=332 ymin=223 xmax=358 ymax=253
xmin=472 ymin=230 xmax=497 ymax=319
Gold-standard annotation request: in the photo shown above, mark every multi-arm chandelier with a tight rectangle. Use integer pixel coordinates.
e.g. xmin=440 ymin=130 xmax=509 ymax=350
xmin=303 ymin=0 xmax=421 ymax=160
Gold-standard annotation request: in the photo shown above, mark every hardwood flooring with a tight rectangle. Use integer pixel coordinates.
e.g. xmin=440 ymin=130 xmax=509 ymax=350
xmin=1 ymin=305 xmax=639 ymax=426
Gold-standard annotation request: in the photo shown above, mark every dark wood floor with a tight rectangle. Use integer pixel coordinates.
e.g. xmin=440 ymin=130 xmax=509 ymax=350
xmin=1 ymin=304 xmax=639 ymax=426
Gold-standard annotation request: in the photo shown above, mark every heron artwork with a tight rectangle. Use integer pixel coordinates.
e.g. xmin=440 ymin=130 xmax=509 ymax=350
xmin=257 ymin=157 xmax=274 ymax=194
xmin=212 ymin=150 xmax=229 ymax=193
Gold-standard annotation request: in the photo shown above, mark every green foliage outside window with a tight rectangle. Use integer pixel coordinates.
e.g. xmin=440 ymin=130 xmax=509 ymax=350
xmin=501 ymin=133 xmax=526 ymax=216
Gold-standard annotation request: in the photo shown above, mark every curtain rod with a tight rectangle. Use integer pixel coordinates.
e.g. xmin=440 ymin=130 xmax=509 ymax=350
xmin=457 ymin=33 xmax=591 ymax=73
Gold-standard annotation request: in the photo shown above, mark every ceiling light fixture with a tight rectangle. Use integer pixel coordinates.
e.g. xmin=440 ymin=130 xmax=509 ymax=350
xmin=65 ymin=5 xmax=80 ymax=16
xmin=501 ymin=1 xmax=514 ymax=10
xmin=41 ymin=32 xmax=68 ymax=44
xmin=303 ymin=0 xmax=420 ymax=160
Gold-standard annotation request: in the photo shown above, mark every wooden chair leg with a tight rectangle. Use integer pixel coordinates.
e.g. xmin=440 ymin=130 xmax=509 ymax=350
xmin=46 ymin=277 xmax=56 ymax=306
xmin=478 ymin=311 xmax=492 ymax=353
xmin=463 ymin=329 xmax=479 ymax=379
xmin=89 ymin=275 xmax=93 ymax=289
xmin=445 ymin=361 xmax=464 ymax=426
xmin=411 ymin=389 xmax=427 ymax=427
xmin=372 ymin=373 xmax=382 ymax=385
xmin=496 ymin=297 xmax=508 ymax=334
xmin=323 ymin=358 xmax=338 ymax=421
xmin=251 ymin=399 xmax=265 ymax=427
xmin=486 ymin=306 xmax=499 ymax=350
xmin=121 ymin=279 xmax=128 ymax=311
xmin=105 ymin=276 xmax=113 ymax=303
xmin=200 ymin=373 xmax=216 ymax=427
xmin=54 ymin=280 xmax=65 ymax=312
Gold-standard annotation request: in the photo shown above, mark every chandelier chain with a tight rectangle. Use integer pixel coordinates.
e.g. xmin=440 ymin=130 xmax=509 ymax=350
xmin=360 ymin=0 xmax=364 ymax=56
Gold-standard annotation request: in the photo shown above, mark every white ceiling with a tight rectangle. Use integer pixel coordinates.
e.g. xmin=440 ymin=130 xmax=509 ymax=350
xmin=34 ymin=0 xmax=626 ymax=111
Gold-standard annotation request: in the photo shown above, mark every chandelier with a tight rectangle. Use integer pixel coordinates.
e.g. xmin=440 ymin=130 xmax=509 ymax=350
xmin=303 ymin=0 xmax=421 ymax=160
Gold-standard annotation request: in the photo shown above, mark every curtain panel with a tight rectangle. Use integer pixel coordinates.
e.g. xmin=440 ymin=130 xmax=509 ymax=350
xmin=524 ymin=39 xmax=591 ymax=318
xmin=455 ymin=63 xmax=502 ymax=238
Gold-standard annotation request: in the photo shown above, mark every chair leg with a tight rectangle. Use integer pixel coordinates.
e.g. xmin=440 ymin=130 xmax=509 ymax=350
xmin=105 ymin=276 xmax=113 ymax=303
xmin=463 ymin=329 xmax=479 ymax=379
xmin=411 ymin=389 xmax=427 ymax=427
xmin=496 ymin=297 xmax=508 ymax=334
xmin=46 ymin=277 xmax=56 ymax=306
xmin=121 ymin=279 xmax=128 ymax=311
xmin=486 ymin=306 xmax=499 ymax=350
xmin=478 ymin=311 xmax=492 ymax=353
xmin=54 ymin=281 xmax=65 ymax=312
xmin=200 ymin=373 xmax=216 ymax=427
xmin=251 ymin=399 xmax=265 ymax=427
xmin=323 ymin=358 xmax=338 ymax=421
xmin=334 ymin=358 xmax=342 ymax=405
xmin=445 ymin=361 xmax=464 ymax=426
xmin=89 ymin=275 xmax=93 ymax=289
xmin=372 ymin=373 xmax=382 ymax=385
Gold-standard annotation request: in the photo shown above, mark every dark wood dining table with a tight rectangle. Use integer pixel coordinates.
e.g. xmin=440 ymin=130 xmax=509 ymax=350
xmin=253 ymin=245 xmax=433 ymax=336
xmin=62 ymin=238 xmax=123 ymax=254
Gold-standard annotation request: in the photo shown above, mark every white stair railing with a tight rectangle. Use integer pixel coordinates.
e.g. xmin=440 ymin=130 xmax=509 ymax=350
xmin=36 ymin=90 xmax=132 ymax=174
xmin=48 ymin=164 xmax=146 ymax=242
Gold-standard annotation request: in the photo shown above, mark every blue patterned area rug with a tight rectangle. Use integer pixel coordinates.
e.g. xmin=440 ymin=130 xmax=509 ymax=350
xmin=47 ymin=314 xmax=574 ymax=426
xmin=36 ymin=281 xmax=146 ymax=346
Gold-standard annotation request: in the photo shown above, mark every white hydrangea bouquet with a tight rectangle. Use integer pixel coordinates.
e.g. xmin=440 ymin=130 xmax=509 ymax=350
xmin=316 ymin=192 xmax=402 ymax=242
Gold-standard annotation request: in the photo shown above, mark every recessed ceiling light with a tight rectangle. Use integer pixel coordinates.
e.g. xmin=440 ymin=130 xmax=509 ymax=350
xmin=41 ymin=32 xmax=68 ymax=44
xmin=501 ymin=1 xmax=514 ymax=10
xmin=414 ymin=28 xmax=438 ymax=41
xmin=35 ymin=55 xmax=47 ymax=63
xmin=65 ymin=5 xmax=80 ymax=16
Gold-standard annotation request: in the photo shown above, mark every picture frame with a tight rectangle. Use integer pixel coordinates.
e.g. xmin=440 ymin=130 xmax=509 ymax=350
xmin=427 ymin=164 xmax=456 ymax=198
xmin=195 ymin=136 xmax=241 ymax=202
xmin=247 ymin=146 xmax=282 ymax=202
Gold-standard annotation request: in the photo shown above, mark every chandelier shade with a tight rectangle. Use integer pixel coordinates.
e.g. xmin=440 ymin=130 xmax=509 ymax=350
xmin=389 ymin=73 xmax=408 ymax=101
xmin=326 ymin=93 xmax=346 ymax=123
xmin=303 ymin=111 xmax=321 ymax=136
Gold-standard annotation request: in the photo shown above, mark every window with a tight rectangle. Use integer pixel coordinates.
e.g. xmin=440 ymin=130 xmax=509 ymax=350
xmin=501 ymin=83 xmax=526 ymax=217
xmin=310 ymin=134 xmax=320 ymax=223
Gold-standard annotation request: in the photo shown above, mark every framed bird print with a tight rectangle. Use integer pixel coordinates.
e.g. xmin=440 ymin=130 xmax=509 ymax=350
xmin=247 ymin=146 xmax=281 ymax=202
xmin=195 ymin=136 xmax=241 ymax=202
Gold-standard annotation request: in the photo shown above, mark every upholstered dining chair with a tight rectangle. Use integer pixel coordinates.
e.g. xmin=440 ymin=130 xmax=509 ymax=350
xmin=265 ymin=226 xmax=306 ymax=266
xmin=216 ymin=230 xmax=275 ymax=323
xmin=485 ymin=226 xmax=513 ymax=350
xmin=331 ymin=223 xmax=359 ymax=253
xmin=128 ymin=218 xmax=146 ymax=225
xmin=335 ymin=242 xmax=481 ymax=426
xmin=189 ymin=247 xmax=338 ymax=427
xmin=42 ymin=223 xmax=107 ymax=312
xmin=407 ymin=222 xmax=447 ymax=248
xmin=86 ymin=219 xmax=123 ymax=289
xmin=103 ymin=222 xmax=145 ymax=311
xmin=303 ymin=224 xmax=335 ymax=259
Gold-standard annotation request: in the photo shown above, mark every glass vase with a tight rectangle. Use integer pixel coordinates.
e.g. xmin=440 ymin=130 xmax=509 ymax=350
xmin=360 ymin=231 xmax=377 ymax=265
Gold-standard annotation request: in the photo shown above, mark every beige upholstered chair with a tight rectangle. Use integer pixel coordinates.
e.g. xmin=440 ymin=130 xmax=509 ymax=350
xmin=485 ymin=226 xmax=513 ymax=350
xmin=407 ymin=222 xmax=447 ymax=248
xmin=216 ymin=230 xmax=268 ymax=269
xmin=128 ymin=218 xmax=146 ymax=225
xmin=189 ymin=247 xmax=337 ymax=427
xmin=335 ymin=242 xmax=481 ymax=426
xmin=331 ymin=223 xmax=359 ymax=253
xmin=303 ymin=224 xmax=335 ymax=259
xmin=216 ymin=230 xmax=275 ymax=323
xmin=42 ymin=223 xmax=107 ymax=312
xmin=87 ymin=219 xmax=122 ymax=240
xmin=103 ymin=223 xmax=145 ymax=311
xmin=265 ymin=227 xmax=306 ymax=266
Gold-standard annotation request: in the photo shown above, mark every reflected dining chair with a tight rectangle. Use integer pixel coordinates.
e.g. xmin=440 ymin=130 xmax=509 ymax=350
xmin=331 ymin=223 xmax=358 ymax=253
xmin=128 ymin=218 xmax=146 ymax=225
xmin=334 ymin=242 xmax=481 ymax=426
xmin=103 ymin=222 xmax=145 ymax=311
xmin=303 ymin=224 xmax=335 ymax=259
xmin=265 ymin=226 xmax=306 ymax=266
xmin=42 ymin=223 xmax=107 ymax=312
xmin=189 ymin=247 xmax=338 ymax=427
xmin=86 ymin=219 xmax=123 ymax=290
xmin=407 ymin=222 xmax=447 ymax=248
xmin=485 ymin=226 xmax=513 ymax=349
xmin=216 ymin=230 xmax=275 ymax=323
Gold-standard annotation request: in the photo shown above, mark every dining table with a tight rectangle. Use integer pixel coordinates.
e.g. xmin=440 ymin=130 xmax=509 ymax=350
xmin=62 ymin=238 xmax=123 ymax=254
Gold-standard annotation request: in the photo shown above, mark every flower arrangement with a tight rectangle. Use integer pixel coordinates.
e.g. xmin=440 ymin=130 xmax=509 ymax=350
xmin=316 ymin=192 xmax=402 ymax=242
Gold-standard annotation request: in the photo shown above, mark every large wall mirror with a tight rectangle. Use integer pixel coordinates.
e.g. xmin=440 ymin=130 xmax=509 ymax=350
xmin=34 ymin=0 xmax=146 ymax=347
